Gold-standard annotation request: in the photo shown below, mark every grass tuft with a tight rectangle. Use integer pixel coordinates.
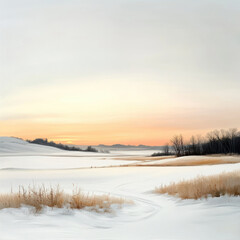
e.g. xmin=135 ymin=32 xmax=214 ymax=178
xmin=155 ymin=170 xmax=240 ymax=199
xmin=0 ymin=185 xmax=131 ymax=212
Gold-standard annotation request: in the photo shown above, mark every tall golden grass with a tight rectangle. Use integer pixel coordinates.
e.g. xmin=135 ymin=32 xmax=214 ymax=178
xmin=155 ymin=170 xmax=240 ymax=199
xmin=0 ymin=185 xmax=130 ymax=212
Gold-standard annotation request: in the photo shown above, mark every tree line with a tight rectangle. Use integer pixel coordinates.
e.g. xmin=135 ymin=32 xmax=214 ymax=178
xmin=171 ymin=128 xmax=240 ymax=157
xmin=28 ymin=138 xmax=98 ymax=152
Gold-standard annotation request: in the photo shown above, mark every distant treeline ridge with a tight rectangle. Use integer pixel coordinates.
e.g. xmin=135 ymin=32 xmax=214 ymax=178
xmin=28 ymin=138 xmax=98 ymax=152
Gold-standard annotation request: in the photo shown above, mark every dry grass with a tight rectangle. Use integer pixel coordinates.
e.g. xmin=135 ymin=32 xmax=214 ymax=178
xmin=133 ymin=156 xmax=240 ymax=167
xmin=155 ymin=171 xmax=240 ymax=199
xmin=0 ymin=185 xmax=131 ymax=212
xmin=156 ymin=158 xmax=240 ymax=166
xmin=115 ymin=155 xmax=174 ymax=162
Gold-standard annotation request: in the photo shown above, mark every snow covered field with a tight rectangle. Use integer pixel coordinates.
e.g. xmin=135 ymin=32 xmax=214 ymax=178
xmin=0 ymin=137 xmax=240 ymax=240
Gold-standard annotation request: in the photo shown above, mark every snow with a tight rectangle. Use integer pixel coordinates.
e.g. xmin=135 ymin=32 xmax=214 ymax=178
xmin=0 ymin=137 xmax=137 ymax=169
xmin=0 ymin=137 xmax=240 ymax=240
xmin=0 ymin=136 xmax=63 ymax=154
xmin=0 ymin=156 xmax=137 ymax=169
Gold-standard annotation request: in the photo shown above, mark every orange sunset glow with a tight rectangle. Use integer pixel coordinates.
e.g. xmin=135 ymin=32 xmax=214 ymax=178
xmin=1 ymin=1 xmax=240 ymax=146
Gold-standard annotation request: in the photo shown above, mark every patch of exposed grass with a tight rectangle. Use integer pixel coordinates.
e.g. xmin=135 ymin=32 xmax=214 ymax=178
xmin=0 ymin=185 xmax=131 ymax=212
xmin=134 ymin=156 xmax=240 ymax=167
xmin=155 ymin=171 xmax=240 ymax=199
xmin=156 ymin=158 xmax=240 ymax=166
xmin=114 ymin=155 xmax=175 ymax=162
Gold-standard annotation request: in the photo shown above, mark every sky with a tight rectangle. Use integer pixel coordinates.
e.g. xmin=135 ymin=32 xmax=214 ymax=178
xmin=0 ymin=0 xmax=240 ymax=145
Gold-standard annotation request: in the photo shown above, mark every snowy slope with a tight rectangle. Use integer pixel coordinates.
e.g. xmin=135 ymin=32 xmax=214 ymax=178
xmin=0 ymin=137 xmax=138 ymax=169
xmin=0 ymin=137 xmax=64 ymax=154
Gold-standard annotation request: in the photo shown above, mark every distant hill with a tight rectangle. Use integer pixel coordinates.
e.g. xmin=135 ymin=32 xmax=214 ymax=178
xmin=96 ymin=144 xmax=164 ymax=151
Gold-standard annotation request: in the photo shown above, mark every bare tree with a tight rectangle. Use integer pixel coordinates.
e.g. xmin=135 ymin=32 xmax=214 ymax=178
xmin=196 ymin=135 xmax=203 ymax=155
xmin=189 ymin=136 xmax=197 ymax=154
xmin=163 ymin=143 xmax=170 ymax=155
xmin=227 ymin=128 xmax=238 ymax=154
xmin=171 ymin=135 xmax=184 ymax=157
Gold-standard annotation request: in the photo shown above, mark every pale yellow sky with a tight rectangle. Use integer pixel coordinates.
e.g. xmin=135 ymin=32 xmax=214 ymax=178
xmin=1 ymin=0 xmax=240 ymax=145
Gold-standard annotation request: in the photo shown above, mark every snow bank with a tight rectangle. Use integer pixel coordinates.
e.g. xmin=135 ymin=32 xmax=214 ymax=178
xmin=1 ymin=163 xmax=240 ymax=240
xmin=0 ymin=137 xmax=63 ymax=154
xmin=0 ymin=155 xmax=137 ymax=170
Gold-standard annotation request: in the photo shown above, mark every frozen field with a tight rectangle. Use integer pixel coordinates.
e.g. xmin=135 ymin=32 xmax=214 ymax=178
xmin=0 ymin=137 xmax=240 ymax=240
